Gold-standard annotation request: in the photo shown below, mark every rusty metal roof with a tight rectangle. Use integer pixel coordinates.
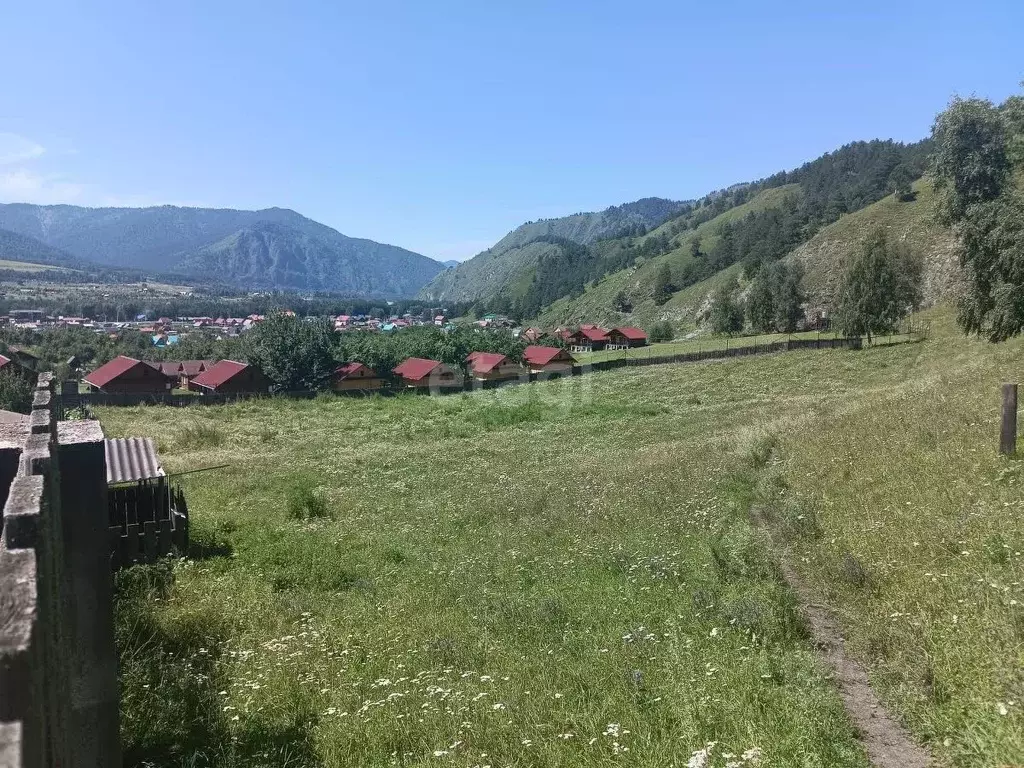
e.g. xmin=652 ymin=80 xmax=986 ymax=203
xmin=105 ymin=437 xmax=165 ymax=485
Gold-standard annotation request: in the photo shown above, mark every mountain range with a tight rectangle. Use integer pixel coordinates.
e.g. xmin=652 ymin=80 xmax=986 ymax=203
xmin=0 ymin=203 xmax=445 ymax=296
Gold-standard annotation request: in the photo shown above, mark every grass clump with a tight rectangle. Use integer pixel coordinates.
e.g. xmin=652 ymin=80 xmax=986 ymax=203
xmin=284 ymin=475 xmax=333 ymax=521
xmin=176 ymin=419 xmax=225 ymax=449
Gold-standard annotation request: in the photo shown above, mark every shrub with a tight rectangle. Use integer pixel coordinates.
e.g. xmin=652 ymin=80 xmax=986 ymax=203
xmin=285 ymin=478 xmax=332 ymax=521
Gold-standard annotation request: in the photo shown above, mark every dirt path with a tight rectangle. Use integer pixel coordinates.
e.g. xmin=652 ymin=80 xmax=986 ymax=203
xmin=779 ymin=560 xmax=934 ymax=768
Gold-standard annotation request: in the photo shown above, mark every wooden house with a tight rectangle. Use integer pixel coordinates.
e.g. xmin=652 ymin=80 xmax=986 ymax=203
xmin=567 ymin=327 xmax=610 ymax=353
xmin=606 ymin=327 xmax=648 ymax=349
xmin=83 ymin=356 xmax=171 ymax=393
xmin=333 ymin=362 xmax=385 ymax=391
xmin=522 ymin=345 xmax=575 ymax=374
xmin=393 ymin=357 xmax=463 ymax=389
xmin=465 ymin=351 xmax=526 ymax=381
xmin=191 ymin=360 xmax=271 ymax=395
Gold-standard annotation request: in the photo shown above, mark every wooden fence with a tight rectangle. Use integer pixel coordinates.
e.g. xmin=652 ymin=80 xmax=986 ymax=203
xmin=108 ymin=479 xmax=188 ymax=569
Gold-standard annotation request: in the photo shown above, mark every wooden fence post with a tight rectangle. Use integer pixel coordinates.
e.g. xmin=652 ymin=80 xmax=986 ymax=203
xmin=1000 ymin=383 xmax=1018 ymax=455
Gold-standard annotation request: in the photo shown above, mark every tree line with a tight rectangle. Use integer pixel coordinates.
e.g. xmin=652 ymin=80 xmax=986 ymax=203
xmin=706 ymin=228 xmax=922 ymax=340
xmin=931 ymin=87 xmax=1024 ymax=341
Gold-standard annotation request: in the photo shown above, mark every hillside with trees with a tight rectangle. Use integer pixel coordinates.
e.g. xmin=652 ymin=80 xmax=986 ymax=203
xmin=418 ymin=197 xmax=685 ymax=303
xmin=456 ymin=139 xmax=938 ymax=330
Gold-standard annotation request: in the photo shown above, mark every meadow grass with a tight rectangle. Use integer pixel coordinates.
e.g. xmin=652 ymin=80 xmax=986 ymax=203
xmin=99 ymin=308 xmax=1021 ymax=767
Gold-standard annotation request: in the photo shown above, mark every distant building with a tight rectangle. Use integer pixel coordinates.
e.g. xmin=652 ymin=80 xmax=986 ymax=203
xmin=333 ymin=362 xmax=385 ymax=391
xmin=393 ymin=357 xmax=463 ymax=389
xmin=606 ymin=327 xmax=648 ymax=349
xmin=191 ymin=360 xmax=271 ymax=395
xmin=522 ymin=345 xmax=575 ymax=374
xmin=84 ymin=356 xmax=171 ymax=393
xmin=465 ymin=351 xmax=526 ymax=381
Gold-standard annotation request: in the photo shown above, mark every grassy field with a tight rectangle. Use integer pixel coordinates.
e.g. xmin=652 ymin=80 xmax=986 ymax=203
xmin=99 ymin=307 xmax=1022 ymax=767
xmin=570 ymin=330 xmax=920 ymax=365
xmin=0 ymin=258 xmax=68 ymax=272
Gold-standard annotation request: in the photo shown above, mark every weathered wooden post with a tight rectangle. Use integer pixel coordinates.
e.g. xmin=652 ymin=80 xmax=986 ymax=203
xmin=1000 ymin=383 xmax=1018 ymax=455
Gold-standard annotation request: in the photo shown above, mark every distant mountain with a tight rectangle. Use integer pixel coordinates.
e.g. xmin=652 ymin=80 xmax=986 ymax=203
xmin=0 ymin=203 xmax=445 ymax=296
xmin=442 ymin=259 xmax=460 ymax=268
xmin=418 ymin=197 xmax=685 ymax=302
xmin=0 ymin=227 xmax=82 ymax=269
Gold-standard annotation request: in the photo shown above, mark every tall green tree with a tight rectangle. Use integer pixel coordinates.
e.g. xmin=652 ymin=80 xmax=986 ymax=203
xmin=652 ymin=264 xmax=675 ymax=305
xmin=836 ymin=229 xmax=921 ymax=342
xmin=773 ymin=262 xmax=806 ymax=333
xmin=888 ymin=164 xmax=915 ymax=201
xmin=746 ymin=271 xmax=776 ymax=333
xmin=933 ymin=91 xmax=1024 ymax=340
xmin=244 ymin=313 xmax=336 ymax=391
xmin=649 ymin=320 xmax=674 ymax=343
xmin=933 ymin=96 xmax=1010 ymax=223
xmin=709 ymin=281 xmax=745 ymax=335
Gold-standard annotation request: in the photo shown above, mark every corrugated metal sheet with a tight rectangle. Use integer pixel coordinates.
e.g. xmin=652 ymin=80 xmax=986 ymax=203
xmin=105 ymin=437 xmax=165 ymax=485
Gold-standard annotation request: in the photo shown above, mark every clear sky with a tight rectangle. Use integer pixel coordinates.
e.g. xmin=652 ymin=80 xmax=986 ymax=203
xmin=1 ymin=0 xmax=1021 ymax=262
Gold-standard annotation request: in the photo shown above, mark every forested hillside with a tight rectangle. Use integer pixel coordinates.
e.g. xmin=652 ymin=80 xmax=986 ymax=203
xmin=418 ymin=197 xmax=684 ymax=303
xmin=0 ymin=203 xmax=445 ymax=296
xmin=473 ymin=139 xmax=941 ymax=327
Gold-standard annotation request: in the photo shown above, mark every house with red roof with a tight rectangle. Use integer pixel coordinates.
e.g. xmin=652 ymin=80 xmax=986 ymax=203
xmin=567 ymin=327 xmax=610 ymax=353
xmin=191 ymin=360 xmax=271 ymax=395
xmin=606 ymin=327 xmax=648 ymax=349
xmin=332 ymin=362 xmax=384 ymax=391
xmin=522 ymin=345 xmax=576 ymax=374
xmin=156 ymin=360 xmax=213 ymax=390
xmin=83 ymin=356 xmax=170 ymax=393
xmin=393 ymin=357 xmax=463 ymax=389
xmin=465 ymin=351 xmax=526 ymax=381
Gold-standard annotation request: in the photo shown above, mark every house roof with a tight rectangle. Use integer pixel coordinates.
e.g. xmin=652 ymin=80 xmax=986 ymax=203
xmin=180 ymin=360 xmax=212 ymax=377
xmin=191 ymin=360 xmax=250 ymax=390
xmin=0 ymin=354 xmax=14 ymax=371
xmin=84 ymin=356 xmax=155 ymax=388
xmin=611 ymin=326 xmax=647 ymax=340
xmin=468 ymin=352 xmax=510 ymax=374
xmin=335 ymin=361 xmax=376 ymax=379
xmin=105 ymin=437 xmax=165 ymax=485
xmin=523 ymin=345 xmax=572 ymax=365
xmin=157 ymin=361 xmax=182 ymax=376
xmin=576 ymin=327 xmax=609 ymax=342
xmin=393 ymin=357 xmax=444 ymax=381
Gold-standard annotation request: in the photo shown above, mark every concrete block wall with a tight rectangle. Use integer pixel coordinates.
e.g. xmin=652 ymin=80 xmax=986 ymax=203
xmin=0 ymin=374 xmax=119 ymax=768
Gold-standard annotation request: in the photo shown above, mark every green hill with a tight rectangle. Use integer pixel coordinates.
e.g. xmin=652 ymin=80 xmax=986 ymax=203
xmin=418 ymin=197 xmax=685 ymax=302
xmin=790 ymin=178 xmax=959 ymax=313
xmin=536 ymin=185 xmax=802 ymax=329
xmin=0 ymin=227 xmax=82 ymax=271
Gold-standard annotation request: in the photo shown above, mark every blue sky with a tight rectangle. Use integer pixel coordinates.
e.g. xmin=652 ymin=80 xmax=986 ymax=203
xmin=1 ymin=1 xmax=1021 ymax=262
